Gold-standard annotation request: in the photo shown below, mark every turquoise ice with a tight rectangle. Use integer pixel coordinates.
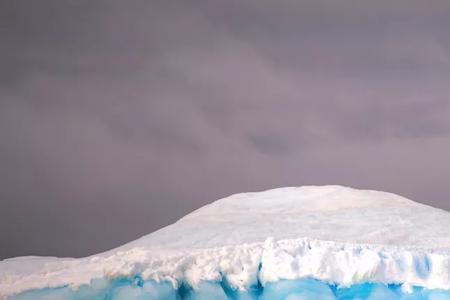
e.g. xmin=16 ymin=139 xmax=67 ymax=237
xmin=7 ymin=278 xmax=450 ymax=300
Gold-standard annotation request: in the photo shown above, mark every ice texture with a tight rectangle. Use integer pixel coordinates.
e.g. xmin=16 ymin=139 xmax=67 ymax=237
xmin=2 ymin=186 xmax=450 ymax=299
xmin=6 ymin=279 xmax=450 ymax=299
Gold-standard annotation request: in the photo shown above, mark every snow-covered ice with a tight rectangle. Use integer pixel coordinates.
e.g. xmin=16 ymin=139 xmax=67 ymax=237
xmin=2 ymin=185 xmax=450 ymax=299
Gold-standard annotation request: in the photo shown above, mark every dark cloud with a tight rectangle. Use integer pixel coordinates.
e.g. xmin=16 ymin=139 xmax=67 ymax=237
xmin=1 ymin=0 xmax=450 ymax=259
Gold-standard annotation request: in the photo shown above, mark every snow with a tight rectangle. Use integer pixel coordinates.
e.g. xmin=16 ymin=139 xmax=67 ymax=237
xmin=2 ymin=185 xmax=450 ymax=299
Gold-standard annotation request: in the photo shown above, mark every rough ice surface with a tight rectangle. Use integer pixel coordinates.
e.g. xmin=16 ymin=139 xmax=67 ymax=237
xmin=7 ymin=279 xmax=450 ymax=300
xmin=2 ymin=185 xmax=450 ymax=299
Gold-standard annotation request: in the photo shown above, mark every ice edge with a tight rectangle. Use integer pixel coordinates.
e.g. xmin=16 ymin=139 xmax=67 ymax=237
xmin=3 ymin=237 xmax=450 ymax=298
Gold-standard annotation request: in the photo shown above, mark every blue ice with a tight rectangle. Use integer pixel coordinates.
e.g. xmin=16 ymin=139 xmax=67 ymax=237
xmin=7 ymin=277 xmax=450 ymax=300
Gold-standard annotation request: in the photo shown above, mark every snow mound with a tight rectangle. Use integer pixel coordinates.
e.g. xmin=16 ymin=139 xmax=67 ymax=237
xmin=2 ymin=185 xmax=450 ymax=299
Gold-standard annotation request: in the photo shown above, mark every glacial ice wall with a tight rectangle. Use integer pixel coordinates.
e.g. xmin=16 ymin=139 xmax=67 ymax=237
xmin=5 ymin=238 xmax=450 ymax=300
xmin=8 ymin=278 xmax=450 ymax=300
xmin=3 ymin=186 xmax=450 ymax=299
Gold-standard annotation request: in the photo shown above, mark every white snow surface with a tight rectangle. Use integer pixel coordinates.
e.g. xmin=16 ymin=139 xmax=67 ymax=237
xmin=2 ymin=185 xmax=450 ymax=298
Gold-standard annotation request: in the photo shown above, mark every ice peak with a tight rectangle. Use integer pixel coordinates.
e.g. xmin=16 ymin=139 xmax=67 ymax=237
xmin=180 ymin=185 xmax=418 ymax=222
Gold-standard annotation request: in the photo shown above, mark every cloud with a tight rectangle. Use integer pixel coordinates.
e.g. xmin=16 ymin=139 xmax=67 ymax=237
xmin=1 ymin=0 xmax=450 ymax=259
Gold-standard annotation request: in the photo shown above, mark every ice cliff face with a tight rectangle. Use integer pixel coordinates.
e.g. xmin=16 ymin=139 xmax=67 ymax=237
xmin=2 ymin=185 xmax=450 ymax=299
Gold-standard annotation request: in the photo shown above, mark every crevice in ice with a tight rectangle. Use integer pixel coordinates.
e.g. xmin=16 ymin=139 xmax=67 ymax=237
xmin=415 ymin=254 xmax=432 ymax=280
xmin=219 ymin=272 xmax=240 ymax=299
xmin=177 ymin=282 xmax=193 ymax=299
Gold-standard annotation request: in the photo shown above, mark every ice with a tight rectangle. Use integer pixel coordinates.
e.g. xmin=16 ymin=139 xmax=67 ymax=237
xmin=260 ymin=279 xmax=336 ymax=300
xmin=3 ymin=186 xmax=450 ymax=299
xmin=110 ymin=280 xmax=176 ymax=300
xmin=8 ymin=278 xmax=178 ymax=300
xmin=182 ymin=281 xmax=229 ymax=300
xmin=7 ymin=278 xmax=450 ymax=299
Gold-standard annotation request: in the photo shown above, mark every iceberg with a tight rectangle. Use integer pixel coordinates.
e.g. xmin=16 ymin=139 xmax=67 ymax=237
xmin=2 ymin=185 xmax=450 ymax=299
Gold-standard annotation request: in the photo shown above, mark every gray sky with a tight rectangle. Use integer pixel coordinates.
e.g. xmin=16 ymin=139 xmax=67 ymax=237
xmin=1 ymin=0 xmax=450 ymax=259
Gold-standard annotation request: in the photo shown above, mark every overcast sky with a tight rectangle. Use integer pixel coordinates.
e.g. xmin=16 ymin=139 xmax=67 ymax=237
xmin=1 ymin=0 xmax=450 ymax=259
